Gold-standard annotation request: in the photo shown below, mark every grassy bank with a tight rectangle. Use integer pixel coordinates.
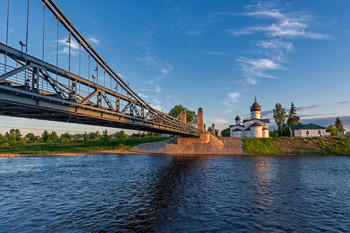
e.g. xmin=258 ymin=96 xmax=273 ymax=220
xmin=243 ymin=138 xmax=281 ymax=154
xmin=243 ymin=137 xmax=350 ymax=155
xmin=0 ymin=137 xmax=170 ymax=155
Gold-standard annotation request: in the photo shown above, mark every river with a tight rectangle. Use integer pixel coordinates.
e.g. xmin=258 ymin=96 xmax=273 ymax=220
xmin=1 ymin=154 xmax=350 ymax=232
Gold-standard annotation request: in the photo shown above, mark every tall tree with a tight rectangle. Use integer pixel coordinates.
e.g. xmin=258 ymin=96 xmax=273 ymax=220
xmin=42 ymin=130 xmax=49 ymax=143
xmin=168 ymin=104 xmax=196 ymax=123
xmin=9 ymin=129 xmax=21 ymax=141
xmin=273 ymin=103 xmax=287 ymax=136
xmin=221 ymin=128 xmax=230 ymax=137
xmin=287 ymin=102 xmax=301 ymax=126
xmin=335 ymin=117 xmax=344 ymax=131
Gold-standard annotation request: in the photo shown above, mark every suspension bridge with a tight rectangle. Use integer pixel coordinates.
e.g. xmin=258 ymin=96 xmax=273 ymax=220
xmin=0 ymin=0 xmax=201 ymax=137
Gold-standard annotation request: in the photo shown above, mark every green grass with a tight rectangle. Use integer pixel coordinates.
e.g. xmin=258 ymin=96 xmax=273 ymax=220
xmin=243 ymin=138 xmax=281 ymax=154
xmin=0 ymin=137 xmax=170 ymax=154
xmin=317 ymin=137 xmax=350 ymax=155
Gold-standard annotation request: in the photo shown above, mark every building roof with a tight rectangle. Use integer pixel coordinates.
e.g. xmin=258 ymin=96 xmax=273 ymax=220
xmin=250 ymin=122 xmax=264 ymax=127
xmin=262 ymin=127 xmax=269 ymax=130
xmin=235 ymin=115 xmax=241 ymax=121
xmin=243 ymin=118 xmax=270 ymax=123
xmin=244 ymin=128 xmax=251 ymax=131
xmin=290 ymin=123 xmax=326 ymax=130
xmin=232 ymin=128 xmax=243 ymax=131
xmin=250 ymin=97 xmax=261 ymax=111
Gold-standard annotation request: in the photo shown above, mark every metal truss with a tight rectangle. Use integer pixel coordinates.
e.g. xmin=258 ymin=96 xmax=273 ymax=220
xmin=0 ymin=43 xmax=199 ymax=136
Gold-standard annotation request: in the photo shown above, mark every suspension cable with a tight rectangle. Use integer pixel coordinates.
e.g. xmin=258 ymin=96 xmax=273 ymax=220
xmin=5 ymin=0 xmax=10 ymax=73
xmin=42 ymin=2 xmax=46 ymax=90
xmin=24 ymin=0 xmax=30 ymax=84
xmin=56 ymin=17 xmax=59 ymax=81
xmin=88 ymin=54 xmax=90 ymax=92
xmin=67 ymin=32 xmax=71 ymax=91
xmin=42 ymin=2 xmax=46 ymax=60
xmin=79 ymin=44 xmax=81 ymax=76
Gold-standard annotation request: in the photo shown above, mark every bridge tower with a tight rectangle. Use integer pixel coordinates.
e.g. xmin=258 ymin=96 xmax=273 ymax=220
xmin=197 ymin=107 xmax=205 ymax=134
xmin=180 ymin=108 xmax=187 ymax=123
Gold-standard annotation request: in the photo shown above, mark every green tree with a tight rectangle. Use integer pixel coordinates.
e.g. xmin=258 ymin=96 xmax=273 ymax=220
xmin=0 ymin=133 xmax=6 ymax=143
xmin=42 ymin=130 xmax=49 ymax=143
xmin=83 ymin=132 xmax=89 ymax=142
xmin=48 ymin=131 xmax=59 ymax=143
xmin=6 ymin=134 xmax=16 ymax=145
xmin=335 ymin=117 xmax=344 ymax=131
xmin=168 ymin=104 xmax=196 ymax=123
xmin=221 ymin=128 xmax=230 ymax=137
xmin=115 ymin=130 xmax=127 ymax=140
xmin=273 ymin=103 xmax=287 ymax=136
xmin=287 ymin=102 xmax=301 ymax=126
xmin=9 ymin=129 xmax=21 ymax=141
xmin=326 ymin=125 xmax=337 ymax=136
xmin=89 ymin=131 xmax=100 ymax=140
xmin=207 ymin=126 xmax=212 ymax=133
xmin=102 ymin=130 xmax=110 ymax=141
xmin=60 ymin=132 xmax=72 ymax=143
xmin=24 ymin=133 xmax=36 ymax=143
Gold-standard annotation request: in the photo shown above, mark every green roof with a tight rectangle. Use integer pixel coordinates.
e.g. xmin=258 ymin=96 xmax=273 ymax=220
xmin=290 ymin=123 xmax=326 ymax=130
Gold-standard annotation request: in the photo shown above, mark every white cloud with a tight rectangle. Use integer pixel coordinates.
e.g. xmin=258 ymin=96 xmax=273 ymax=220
xmin=155 ymin=85 xmax=162 ymax=94
xmin=206 ymin=51 xmax=225 ymax=55
xmin=211 ymin=118 xmax=229 ymax=124
xmin=238 ymin=57 xmax=282 ymax=70
xmin=143 ymin=79 xmax=154 ymax=85
xmin=256 ymin=39 xmax=294 ymax=52
xmin=222 ymin=91 xmax=240 ymax=106
xmin=185 ymin=29 xmax=202 ymax=36
xmin=151 ymin=104 xmax=163 ymax=111
xmin=138 ymin=93 xmax=149 ymax=99
xmin=228 ymin=8 xmax=331 ymax=40
xmin=237 ymin=57 xmax=282 ymax=84
xmin=137 ymin=52 xmax=173 ymax=75
xmin=87 ymin=36 xmax=100 ymax=45
xmin=152 ymin=98 xmax=162 ymax=104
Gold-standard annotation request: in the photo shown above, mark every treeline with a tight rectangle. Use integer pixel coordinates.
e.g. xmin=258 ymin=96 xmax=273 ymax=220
xmin=0 ymin=129 xmax=162 ymax=147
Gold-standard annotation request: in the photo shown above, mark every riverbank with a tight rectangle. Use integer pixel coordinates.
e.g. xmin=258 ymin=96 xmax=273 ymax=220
xmin=243 ymin=137 xmax=350 ymax=155
xmin=1 ymin=136 xmax=349 ymax=157
xmin=0 ymin=137 xmax=169 ymax=157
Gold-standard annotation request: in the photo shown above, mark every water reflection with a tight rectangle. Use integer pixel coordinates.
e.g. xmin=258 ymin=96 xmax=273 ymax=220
xmin=1 ymin=155 xmax=350 ymax=232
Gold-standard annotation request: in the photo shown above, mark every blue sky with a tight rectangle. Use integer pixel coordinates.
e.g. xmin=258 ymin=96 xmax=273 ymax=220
xmin=1 ymin=0 xmax=350 ymax=135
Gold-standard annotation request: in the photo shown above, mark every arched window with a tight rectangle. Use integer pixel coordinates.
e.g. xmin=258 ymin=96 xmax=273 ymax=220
xmin=306 ymin=131 xmax=309 ymax=136
xmin=318 ymin=130 xmax=321 ymax=134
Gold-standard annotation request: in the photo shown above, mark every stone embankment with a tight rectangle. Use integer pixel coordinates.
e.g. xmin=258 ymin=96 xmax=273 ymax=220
xmin=131 ymin=134 xmax=243 ymax=155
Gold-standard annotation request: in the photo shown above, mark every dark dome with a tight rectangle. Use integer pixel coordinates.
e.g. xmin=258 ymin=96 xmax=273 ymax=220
xmin=250 ymin=101 xmax=261 ymax=111
xmin=235 ymin=115 xmax=241 ymax=121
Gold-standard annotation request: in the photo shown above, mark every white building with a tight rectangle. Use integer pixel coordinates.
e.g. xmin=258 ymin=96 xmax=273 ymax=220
xmin=289 ymin=123 xmax=327 ymax=137
xmin=229 ymin=98 xmax=270 ymax=138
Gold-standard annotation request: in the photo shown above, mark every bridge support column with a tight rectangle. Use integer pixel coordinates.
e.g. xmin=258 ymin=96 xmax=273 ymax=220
xmin=197 ymin=107 xmax=205 ymax=134
xmin=212 ymin=123 xmax=216 ymax=136
xmin=180 ymin=108 xmax=187 ymax=123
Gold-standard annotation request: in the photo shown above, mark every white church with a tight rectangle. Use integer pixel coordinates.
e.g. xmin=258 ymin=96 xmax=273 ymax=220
xmin=230 ymin=97 xmax=270 ymax=138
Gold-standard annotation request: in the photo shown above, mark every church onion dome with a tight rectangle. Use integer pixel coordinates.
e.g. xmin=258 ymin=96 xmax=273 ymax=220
xmin=235 ymin=115 xmax=241 ymax=121
xmin=250 ymin=122 xmax=264 ymax=127
xmin=250 ymin=101 xmax=261 ymax=111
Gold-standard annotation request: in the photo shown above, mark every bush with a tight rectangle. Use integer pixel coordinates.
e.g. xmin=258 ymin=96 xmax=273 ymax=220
xmin=6 ymin=134 xmax=16 ymax=146
xmin=60 ymin=132 xmax=72 ymax=143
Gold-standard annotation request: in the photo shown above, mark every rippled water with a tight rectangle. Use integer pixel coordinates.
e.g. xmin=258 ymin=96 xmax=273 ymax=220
xmin=1 ymin=154 xmax=350 ymax=232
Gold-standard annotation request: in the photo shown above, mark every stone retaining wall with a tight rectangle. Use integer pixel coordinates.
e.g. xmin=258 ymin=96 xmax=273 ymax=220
xmin=131 ymin=134 xmax=243 ymax=155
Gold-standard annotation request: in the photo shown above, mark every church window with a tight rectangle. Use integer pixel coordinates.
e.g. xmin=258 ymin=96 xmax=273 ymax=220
xmin=318 ymin=130 xmax=321 ymax=134
xmin=306 ymin=131 xmax=309 ymax=136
